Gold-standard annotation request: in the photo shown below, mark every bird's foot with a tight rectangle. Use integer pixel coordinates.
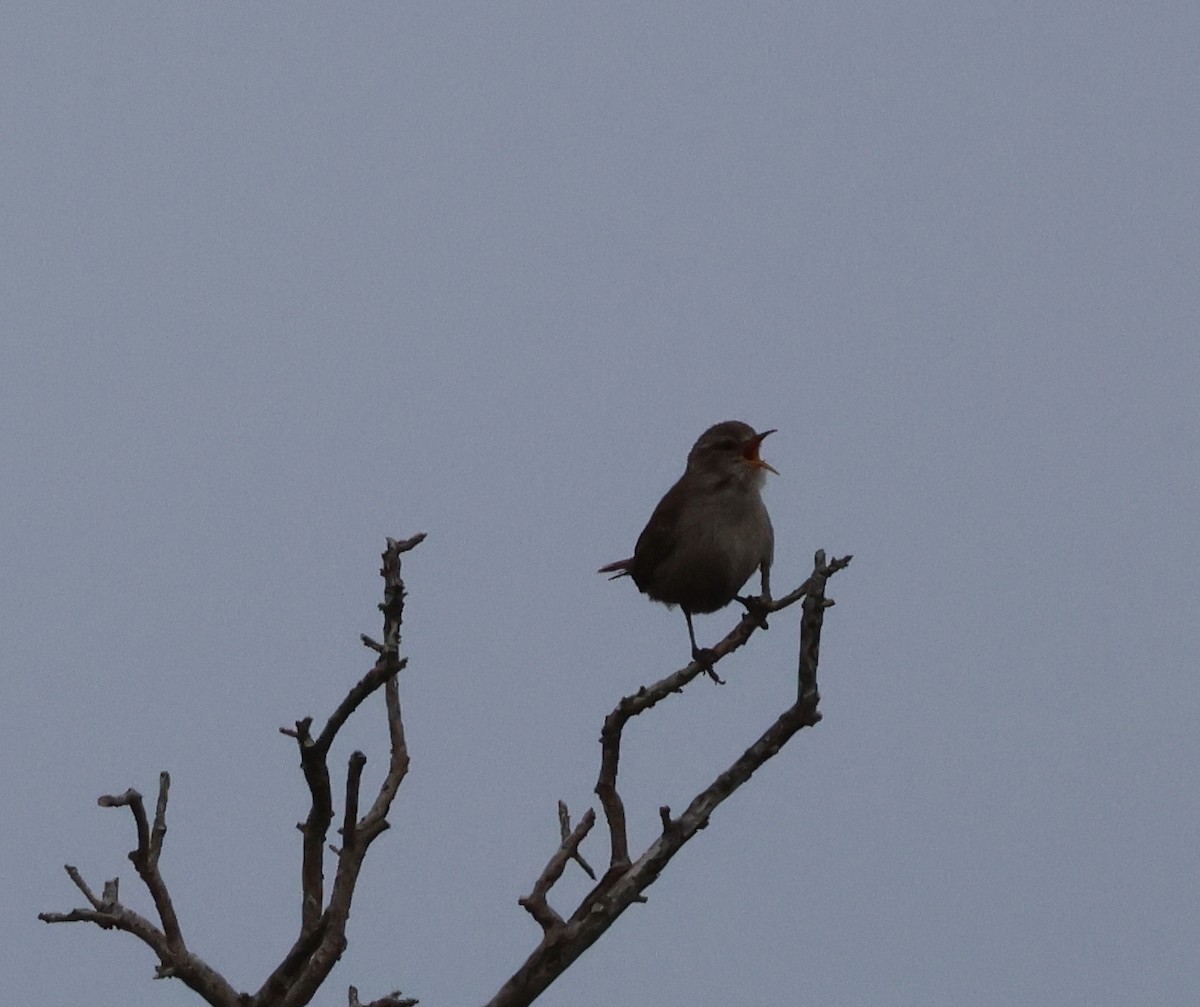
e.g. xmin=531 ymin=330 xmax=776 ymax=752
xmin=691 ymin=647 xmax=725 ymax=685
xmin=736 ymin=594 xmax=772 ymax=630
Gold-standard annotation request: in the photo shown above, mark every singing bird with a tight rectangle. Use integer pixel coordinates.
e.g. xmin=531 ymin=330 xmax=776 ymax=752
xmin=599 ymin=420 xmax=777 ymax=661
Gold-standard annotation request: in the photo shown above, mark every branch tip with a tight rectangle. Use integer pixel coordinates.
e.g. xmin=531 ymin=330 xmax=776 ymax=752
xmin=387 ymin=532 xmax=427 ymax=554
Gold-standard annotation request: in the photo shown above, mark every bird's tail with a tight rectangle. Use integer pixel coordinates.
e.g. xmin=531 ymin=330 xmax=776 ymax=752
xmin=598 ymin=558 xmax=632 ymax=580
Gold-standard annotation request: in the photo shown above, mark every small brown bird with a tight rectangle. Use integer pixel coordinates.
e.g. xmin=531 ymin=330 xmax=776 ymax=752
xmin=599 ymin=420 xmax=777 ymax=661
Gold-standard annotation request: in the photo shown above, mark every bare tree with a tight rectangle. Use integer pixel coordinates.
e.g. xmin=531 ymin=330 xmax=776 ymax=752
xmin=40 ymin=535 xmax=851 ymax=1007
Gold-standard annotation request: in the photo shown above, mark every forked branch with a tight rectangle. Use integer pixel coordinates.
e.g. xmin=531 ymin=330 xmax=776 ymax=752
xmin=40 ymin=534 xmax=426 ymax=1007
xmin=495 ymin=550 xmax=851 ymax=1007
xmin=38 ymin=772 xmax=240 ymax=1004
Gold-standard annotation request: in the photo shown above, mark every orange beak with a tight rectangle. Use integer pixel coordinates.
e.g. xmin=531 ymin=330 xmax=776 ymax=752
xmin=743 ymin=429 xmax=779 ymax=475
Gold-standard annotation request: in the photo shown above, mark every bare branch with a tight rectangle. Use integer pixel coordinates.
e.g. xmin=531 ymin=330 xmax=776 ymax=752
xmin=588 ymin=555 xmax=851 ymax=878
xmin=519 ymin=808 xmax=597 ymax=933
xmin=291 ymin=713 xmax=334 ymax=938
xmin=315 ymin=656 xmax=407 ymax=754
xmin=349 ymin=986 xmax=419 ymax=1007
xmin=489 ymin=551 xmax=851 ymax=1007
xmin=359 ymin=674 xmax=411 ymax=843
xmin=559 ymin=801 xmax=596 ymax=880
xmin=41 ymin=773 xmax=243 ymax=1005
xmin=798 ymin=550 xmax=852 ymax=702
xmin=97 ymin=789 xmax=150 ymax=857
xmin=150 ymin=771 xmax=170 ymax=861
xmin=141 ymin=775 xmax=184 ymax=949
xmin=44 ymin=535 xmax=426 ymax=1007
xmin=389 ymin=531 xmax=428 ymax=554
xmin=265 ymin=534 xmax=422 ymax=1007
xmin=342 ymin=752 xmax=368 ymax=847
xmin=40 ymin=856 xmax=241 ymax=1006
xmin=595 ymin=706 xmax=632 ymax=871
xmin=64 ymin=864 xmax=104 ymax=910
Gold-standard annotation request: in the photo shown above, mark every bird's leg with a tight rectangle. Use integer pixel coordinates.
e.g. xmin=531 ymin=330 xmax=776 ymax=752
xmin=684 ymin=610 xmax=724 ymax=684
xmin=736 ymin=563 xmax=773 ymax=629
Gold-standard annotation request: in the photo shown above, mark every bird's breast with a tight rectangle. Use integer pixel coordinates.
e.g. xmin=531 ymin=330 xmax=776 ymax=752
xmin=638 ymin=488 xmax=773 ymax=613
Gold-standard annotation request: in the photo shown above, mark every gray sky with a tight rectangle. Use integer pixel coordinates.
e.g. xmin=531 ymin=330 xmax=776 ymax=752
xmin=4 ymin=4 xmax=1198 ymax=1005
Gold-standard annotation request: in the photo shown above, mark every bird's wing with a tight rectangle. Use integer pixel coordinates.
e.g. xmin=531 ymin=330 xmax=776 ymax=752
xmin=631 ymin=492 xmax=681 ymax=575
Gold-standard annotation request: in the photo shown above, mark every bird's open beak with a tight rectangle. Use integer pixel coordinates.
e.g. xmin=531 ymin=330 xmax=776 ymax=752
xmin=743 ymin=429 xmax=779 ymax=475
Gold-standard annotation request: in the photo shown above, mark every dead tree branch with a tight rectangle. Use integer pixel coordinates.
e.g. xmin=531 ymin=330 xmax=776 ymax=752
xmin=262 ymin=534 xmax=420 ymax=1007
xmin=41 ymin=533 xmax=849 ymax=1007
xmin=557 ymin=801 xmax=596 ymax=881
xmin=38 ymin=772 xmax=242 ymax=1004
xmin=349 ymin=987 xmax=419 ymax=1007
xmin=488 ymin=550 xmax=851 ymax=1007
xmin=40 ymin=534 xmax=425 ymax=1007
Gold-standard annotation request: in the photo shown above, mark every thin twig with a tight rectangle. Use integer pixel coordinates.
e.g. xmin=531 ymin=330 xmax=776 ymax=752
xmin=349 ymin=986 xmax=419 ymax=1007
xmin=559 ymin=801 xmax=596 ymax=880
xmin=63 ymin=865 xmax=104 ymax=910
xmin=518 ymin=809 xmax=597 ymax=933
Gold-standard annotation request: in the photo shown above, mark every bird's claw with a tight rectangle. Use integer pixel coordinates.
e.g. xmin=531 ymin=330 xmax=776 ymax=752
xmin=736 ymin=594 xmax=772 ymax=629
xmin=691 ymin=647 xmax=725 ymax=684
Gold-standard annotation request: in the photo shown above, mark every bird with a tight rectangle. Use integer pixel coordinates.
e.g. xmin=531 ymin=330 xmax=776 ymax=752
xmin=599 ymin=420 xmax=777 ymax=663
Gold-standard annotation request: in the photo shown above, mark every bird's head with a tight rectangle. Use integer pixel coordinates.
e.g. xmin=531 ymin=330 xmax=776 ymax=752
xmin=686 ymin=421 xmax=778 ymax=488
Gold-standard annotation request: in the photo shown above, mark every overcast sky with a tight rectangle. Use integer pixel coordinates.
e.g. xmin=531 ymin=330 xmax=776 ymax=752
xmin=4 ymin=4 xmax=1198 ymax=1006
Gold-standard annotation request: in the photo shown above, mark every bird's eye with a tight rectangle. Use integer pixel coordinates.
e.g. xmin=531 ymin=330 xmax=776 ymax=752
xmin=708 ymin=438 xmax=738 ymax=452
